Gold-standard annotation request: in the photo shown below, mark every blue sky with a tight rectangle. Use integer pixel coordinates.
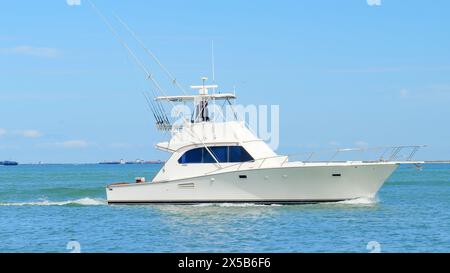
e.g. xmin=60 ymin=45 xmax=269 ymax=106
xmin=1 ymin=0 xmax=449 ymax=163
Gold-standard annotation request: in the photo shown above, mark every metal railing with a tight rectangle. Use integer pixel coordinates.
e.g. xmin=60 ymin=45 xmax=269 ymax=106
xmin=302 ymin=145 xmax=427 ymax=163
xmin=205 ymin=145 xmax=426 ymax=175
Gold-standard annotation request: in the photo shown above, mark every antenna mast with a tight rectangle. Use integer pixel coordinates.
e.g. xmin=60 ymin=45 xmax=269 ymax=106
xmin=211 ymin=40 xmax=216 ymax=84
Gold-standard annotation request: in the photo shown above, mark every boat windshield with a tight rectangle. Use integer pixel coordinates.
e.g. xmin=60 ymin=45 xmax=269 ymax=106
xmin=178 ymin=146 xmax=254 ymax=164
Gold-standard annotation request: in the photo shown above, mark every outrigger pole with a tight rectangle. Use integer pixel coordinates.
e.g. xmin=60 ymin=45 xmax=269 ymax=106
xmin=87 ymin=0 xmax=224 ymax=167
xmin=87 ymin=0 xmax=171 ymax=129
xmin=114 ymin=14 xmax=188 ymax=96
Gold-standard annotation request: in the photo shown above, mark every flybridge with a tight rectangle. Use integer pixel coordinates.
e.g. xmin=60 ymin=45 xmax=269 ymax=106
xmin=155 ymin=80 xmax=234 ymax=102
xmin=155 ymin=93 xmax=236 ymax=102
xmin=153 ymin=79 xmax=239 ymax=127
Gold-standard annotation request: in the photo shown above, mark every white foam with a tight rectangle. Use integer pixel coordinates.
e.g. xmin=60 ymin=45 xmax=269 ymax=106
xmin=0 ymin=198 xmax=106 ymax=206
xmin=336 ymin=196 xmax=379 ymax=205
xmin=193 ymin=203 xmax=282 ymax=208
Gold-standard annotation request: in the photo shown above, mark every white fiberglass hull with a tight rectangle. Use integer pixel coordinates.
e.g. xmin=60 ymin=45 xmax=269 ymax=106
xmin=106 ymin=163 xmax=398 ymax=204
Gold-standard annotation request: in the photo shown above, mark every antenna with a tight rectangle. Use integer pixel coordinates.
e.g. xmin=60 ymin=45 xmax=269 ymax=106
xmin=211 ymin=40 xmax=216 ymax=84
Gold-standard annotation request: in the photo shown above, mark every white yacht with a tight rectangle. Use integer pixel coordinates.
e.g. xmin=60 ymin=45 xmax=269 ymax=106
xmin=106 ymin=81 xmax=423 ymax=205
xmin=96 ymin=13 xmax=423 ymax=205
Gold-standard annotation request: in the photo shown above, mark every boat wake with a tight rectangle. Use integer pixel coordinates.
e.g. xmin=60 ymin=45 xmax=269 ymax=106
xmin=335 ymin=197 xmax=379 ymax=205
xmin=193 ymin=203 xmax=283 ymax=208
xmin=191 ymin=199 xmax=378 ymax=208
xmin=0 ymin=198 xmax=106 ymax=207
xmin=0 ymin=198 xmax=377 ymax=207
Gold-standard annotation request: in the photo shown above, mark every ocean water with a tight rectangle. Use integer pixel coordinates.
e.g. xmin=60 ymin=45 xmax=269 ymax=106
xmin=0 ymin=163 xmax=449 ymax=253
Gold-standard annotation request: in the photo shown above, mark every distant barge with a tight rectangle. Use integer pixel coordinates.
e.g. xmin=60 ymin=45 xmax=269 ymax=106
xmin=99 ymin=160 xmax=164 ymax=165
xmin=0 ymin=161 xmax=19 ymax=166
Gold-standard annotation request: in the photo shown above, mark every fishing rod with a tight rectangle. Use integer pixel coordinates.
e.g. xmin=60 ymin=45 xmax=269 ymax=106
xmin=114 ymin=14 xmax=188 ymax=96
xmin=142 ymin=92 xmax=161 ymax=125
xmin=87 ymin=0 xmax=171 ymax=129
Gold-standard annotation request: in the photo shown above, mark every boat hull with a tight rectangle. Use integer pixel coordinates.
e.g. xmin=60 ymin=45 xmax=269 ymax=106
xmin=106 ymin=163 xmax=398 ymax=204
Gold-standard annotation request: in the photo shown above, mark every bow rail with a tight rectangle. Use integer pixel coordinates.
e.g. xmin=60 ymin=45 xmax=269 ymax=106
xmin=205 ymin=145 xmax=426 ymax=175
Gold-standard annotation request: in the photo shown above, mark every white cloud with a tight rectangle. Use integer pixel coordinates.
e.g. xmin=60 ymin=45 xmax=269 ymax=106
xmin=429 ymin=85 xmax=450 ymax=94
xmin=328 ymin=140 xmax=341 ymax=147
xmin=39 ymin=140 xmax=90 ymax=149
xmin=0 ymin=128 xmax=44 ymax=138
xmin=355 ymin=141 xmax=369 ymax=148
xmin=399 ymin=89 xmax=410 ymax=98
xmin=367 ymin=0 xmax=381 ymax=6
xmin=110 ymin=142 xmax=133 ymax=148
xmin=0 ymin=46 xmax=61 ymax=58
xmin=56 ymin=140 xmax=89 ymax=148
xmin=327 ymin=66 xmax=450 ymax=74
xmin=66 ymin=0 xmax=82 ymax=6
xmin=17 ymin=130 xmax=43 ymax=138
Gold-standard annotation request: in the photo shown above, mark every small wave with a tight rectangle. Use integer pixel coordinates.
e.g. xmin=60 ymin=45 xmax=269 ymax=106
xmin=0 ymin=198 xmax=106 ymax=206
xmin=336 ymin=197 xmax=379 ymax=205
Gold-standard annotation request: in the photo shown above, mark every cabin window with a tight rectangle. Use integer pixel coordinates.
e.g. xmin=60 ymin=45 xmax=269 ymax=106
xmin=178 ymin=146 xmax=254 ymax=164
xmin=211 ymin=146 xmax=228 ymax=162
xmin=178 ymin=147 xmax=203 ymax=164
xmin=229 ymin=146 xmax=254 ymax=163
xmin=202 ymin=148 xmax=216 ymax=163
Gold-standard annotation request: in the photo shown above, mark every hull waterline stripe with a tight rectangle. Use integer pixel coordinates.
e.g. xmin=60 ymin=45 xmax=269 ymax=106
xmin=107 ymin=199 xmax=347 ymax=205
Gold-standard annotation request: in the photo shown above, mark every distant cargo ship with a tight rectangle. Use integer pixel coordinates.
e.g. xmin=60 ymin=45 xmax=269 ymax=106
xmin=99 ymin=159 xmax=126 ymax=165
xmin=125 ymin=160 xmax=165 ymax=165
xmin=126 ymin=159 xmax=144 ymax=164
xmin=0 ymin=161 xmax=19 ymax=166
xmin=144 ymin=160 xmax=164 ymax=165
xmin=99 ymin=159 xmax=164 ymax=165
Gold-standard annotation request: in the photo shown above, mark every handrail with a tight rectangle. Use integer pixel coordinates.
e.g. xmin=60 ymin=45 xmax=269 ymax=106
xmin=204 ymin=145 xmax=426 ymax=175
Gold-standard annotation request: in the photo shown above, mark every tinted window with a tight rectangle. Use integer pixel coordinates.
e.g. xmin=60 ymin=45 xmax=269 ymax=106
xmin=211 ymin=146 xmax=228 ymax=162
xmin=229 ymin=146 xmax=254 ymax=163
xmin=178 ymin=147 xmax=203 ymax=164
xmin=202 ymin=148 xmax=216 ymax=163
xmin=178 ymin=146 xmax=254 ymax=164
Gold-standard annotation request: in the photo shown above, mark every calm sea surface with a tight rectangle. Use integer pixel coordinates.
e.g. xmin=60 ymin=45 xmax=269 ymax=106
xmin=0 ymin=164 xmax=449 ymax=253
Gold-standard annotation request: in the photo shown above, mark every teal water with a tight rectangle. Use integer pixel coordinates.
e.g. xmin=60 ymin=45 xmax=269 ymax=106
xmin=0 ymin=164 xmax=449 ymax=253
